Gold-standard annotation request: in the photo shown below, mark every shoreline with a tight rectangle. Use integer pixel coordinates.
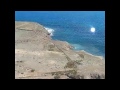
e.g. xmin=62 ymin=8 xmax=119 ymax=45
xmin=15 ymin=21 xmax=105 ymax=79
xmin=16 ymin=21 xmax=105 ymax=59
xmin=72 ymin=47 xmax=105 ymax=59
xmin=50 ymin=35 xmax=105 ymax=59
xmin=50 ymin=38 xmax=105 ymax=59
xmin=42 ymin=25 xmax=105 ymax=58
xmin=75 ymin=50 xmax=105 ymax=60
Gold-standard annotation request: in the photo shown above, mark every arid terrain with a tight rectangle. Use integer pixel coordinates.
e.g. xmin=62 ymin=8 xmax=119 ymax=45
xmin=15 ymin=21 xmax=105 ymax=79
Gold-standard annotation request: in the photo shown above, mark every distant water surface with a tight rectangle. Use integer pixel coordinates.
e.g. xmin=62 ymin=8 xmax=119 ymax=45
xmin=15 ymin=11 xmax=105 ymax=57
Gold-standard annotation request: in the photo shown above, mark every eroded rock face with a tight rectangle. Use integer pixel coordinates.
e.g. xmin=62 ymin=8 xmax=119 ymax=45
xmin=15 ymin=21 xmax=105 ymax=79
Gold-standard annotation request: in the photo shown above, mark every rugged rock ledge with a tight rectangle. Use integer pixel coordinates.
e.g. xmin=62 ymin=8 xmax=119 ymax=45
xmin=15 ymin=21 xmax=105 ymax=79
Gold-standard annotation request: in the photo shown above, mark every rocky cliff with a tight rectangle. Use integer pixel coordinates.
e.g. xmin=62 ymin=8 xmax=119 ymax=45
xmin=15 ymin=21 xmax=105 ymax=79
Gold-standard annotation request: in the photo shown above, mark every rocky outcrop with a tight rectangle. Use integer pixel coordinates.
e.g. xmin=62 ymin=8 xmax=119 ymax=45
xmin=15 ymin=21 xmax=105 ymax=79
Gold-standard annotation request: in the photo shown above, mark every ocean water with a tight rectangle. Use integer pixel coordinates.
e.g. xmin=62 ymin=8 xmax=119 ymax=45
xmin=15 ymin=11 xmax=105 ymax=57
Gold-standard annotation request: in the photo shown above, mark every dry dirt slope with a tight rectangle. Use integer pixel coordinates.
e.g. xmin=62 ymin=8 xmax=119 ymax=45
xmin=15 ymin=21 xmax=105 ymax=79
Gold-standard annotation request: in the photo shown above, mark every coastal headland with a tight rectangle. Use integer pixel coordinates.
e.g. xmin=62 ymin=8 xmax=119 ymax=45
xmin=15 ymin=21 xmax=105 ymax=79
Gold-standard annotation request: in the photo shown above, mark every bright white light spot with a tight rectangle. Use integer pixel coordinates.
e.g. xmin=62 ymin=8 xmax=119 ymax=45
xmin=90 ymin=27 xmax=96 ymax=33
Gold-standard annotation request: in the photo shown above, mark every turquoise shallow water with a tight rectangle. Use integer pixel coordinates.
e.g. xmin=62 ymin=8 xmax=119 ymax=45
xmin=15 ymin=11 xmax=105 ymax=57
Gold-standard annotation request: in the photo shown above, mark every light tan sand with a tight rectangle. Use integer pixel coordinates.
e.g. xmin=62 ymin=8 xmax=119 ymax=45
xmin=15 ymin=21 xmax=105 ymax=79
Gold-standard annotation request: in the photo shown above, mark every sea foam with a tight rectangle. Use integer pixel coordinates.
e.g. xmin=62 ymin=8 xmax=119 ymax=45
xmin=45 ymin=27 xmax=54 ymax=36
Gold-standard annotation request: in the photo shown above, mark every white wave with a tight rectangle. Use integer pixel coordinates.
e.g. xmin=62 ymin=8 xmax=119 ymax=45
xmin=45 ymin=27 xmax=54 ymax=36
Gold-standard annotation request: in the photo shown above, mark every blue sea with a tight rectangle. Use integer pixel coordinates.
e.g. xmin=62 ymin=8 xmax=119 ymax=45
xmin=15 ymin=11 xmax=105 ymax=57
